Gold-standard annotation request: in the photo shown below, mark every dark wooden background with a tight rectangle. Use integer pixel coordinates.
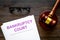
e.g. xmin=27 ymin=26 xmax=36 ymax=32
xmin=0 ymin=0 xmax=60 ymax=40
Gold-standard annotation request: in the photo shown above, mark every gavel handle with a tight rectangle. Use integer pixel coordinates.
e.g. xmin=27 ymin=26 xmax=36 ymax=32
xmin=48 ymin=0 xmax=60 ymax=17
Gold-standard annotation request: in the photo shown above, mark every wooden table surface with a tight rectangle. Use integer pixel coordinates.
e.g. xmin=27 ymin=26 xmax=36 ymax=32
xmin=0 ymin=0 xmax=60 ymax=40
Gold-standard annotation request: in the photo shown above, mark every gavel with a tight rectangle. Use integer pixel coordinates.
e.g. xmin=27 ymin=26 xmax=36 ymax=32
xmin=39 ymin=0 xmax=60 ymax=30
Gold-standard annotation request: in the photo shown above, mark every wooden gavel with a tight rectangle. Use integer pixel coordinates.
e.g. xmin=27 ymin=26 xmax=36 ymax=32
xmin=39 ymin=0 xmax=60 ymax=30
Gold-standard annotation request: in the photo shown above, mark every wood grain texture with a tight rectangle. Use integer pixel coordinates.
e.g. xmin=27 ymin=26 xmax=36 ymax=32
xmin=0 ymin=0 xmax=60 ymax=40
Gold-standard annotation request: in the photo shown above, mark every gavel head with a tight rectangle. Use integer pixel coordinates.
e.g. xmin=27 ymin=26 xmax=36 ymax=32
xmin=39 ymin=10 xmax=58 ymax=30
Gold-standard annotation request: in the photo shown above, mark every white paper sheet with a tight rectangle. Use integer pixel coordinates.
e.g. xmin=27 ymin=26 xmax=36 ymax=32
xmin=1 ymin=15 xmax=40 ymax=40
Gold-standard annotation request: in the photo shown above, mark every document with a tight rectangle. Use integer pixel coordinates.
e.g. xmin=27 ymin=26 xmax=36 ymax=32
xmin=1 ymin=15 xmax=40 ymax=40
